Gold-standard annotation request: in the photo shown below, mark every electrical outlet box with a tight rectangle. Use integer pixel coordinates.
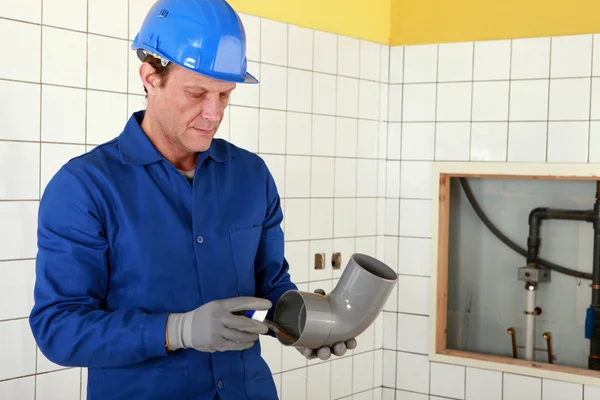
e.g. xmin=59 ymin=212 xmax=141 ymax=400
xmin=314 ymin=253 xmax=326 ymax=270
xmin=332 ymin=252 xmax=342 ymax=270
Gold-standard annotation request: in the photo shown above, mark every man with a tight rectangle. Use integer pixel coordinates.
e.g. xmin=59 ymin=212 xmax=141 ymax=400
xmin=29 ymin=0 xmax=355 ymax=399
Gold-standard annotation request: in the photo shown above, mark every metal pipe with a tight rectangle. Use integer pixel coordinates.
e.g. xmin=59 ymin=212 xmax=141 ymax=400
xmin=507 ymin=328 xmax=518 ymax=359
xmin=543 ymin=332 xmax=553 ymax=364
xmin=589 ymin=182 xmax=600 ymax=370
xmin=524 ymin=282 xmax=537 ymax=361
xmin=273 ymin=253 xmax=397 ymax=349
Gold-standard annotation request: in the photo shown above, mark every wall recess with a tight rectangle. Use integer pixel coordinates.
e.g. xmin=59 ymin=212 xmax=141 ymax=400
xmin=429 ymin=162 xmax=600 ymax=386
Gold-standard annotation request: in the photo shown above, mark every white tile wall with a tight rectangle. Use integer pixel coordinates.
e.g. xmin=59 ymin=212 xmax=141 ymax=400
xmin=0 ymin=2 xmax=387 ymax=399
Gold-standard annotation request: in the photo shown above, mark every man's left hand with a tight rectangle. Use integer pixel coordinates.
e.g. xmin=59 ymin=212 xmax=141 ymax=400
xmin=295 ymin=288 xmax=358 ymax=360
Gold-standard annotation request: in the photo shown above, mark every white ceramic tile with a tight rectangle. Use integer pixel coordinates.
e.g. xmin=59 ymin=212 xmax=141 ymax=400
xmin=360 ymin=41 xmax=381 ymax=81
xmin=472 ymin=81 xmax=510 ymax=121
xmin=334 ymin=198 xmax=356 ymax=237
xmin=356 ymin=198 xmax=377 ymax=236
xmin=396 ymin=391 xmax=428 ymax=400
xmin=310 ymin=199 xmax=334 ymax=239
xmin=436 ymin=83 xmax=472 ymax=121
xmin=0 ymin=0 xmax=41 ymax=23
xmin=542 ymin=379 xmax=582 ymax=400
xmin=337 ymin=77 xmax=359 ymax=118
xmin=285 ymin=156 xmax=311 ymax=198
xmin=402 ymin=84 xmax=437 ymax=122
xmin=435 ymin=123 xmax=471 ymax=161
xmin=382 ymin=350 xmax=396 ymax=388
xmin=0 ymin=376 xmax=34 ymax=400
xmin=86 ymin=91 xmax=128 ymax=145
xmin=0 ymin=81 xmax=40 ymax=142
xmin=549 ymin=78 xmax=591 ymax=120
xmin=282 ymin=199 xmax=309 ymax=240
xmin=41 ymin=143 xmax=86 ymax=194
xmin=0 ymin=319 xmax=36 ymax=380
xmin=88 ymin=0 xmax=127 ymax=38
xmin=311 ymin=157 xmax=334 ymax=198
xmin=359 ymin=80 xmax=380 ymax=120
xmin=400 ymin=161 xmax=432 ymax=199
xmin=397 ymin=275 xmax=430 ymax=315
xmin=511 ymin=37 xmax=551 ymax=79
xmin=0 ymin=260 xmax=34 ymax=320
xmin=594 ymin=34 xmax=600 ymax=76
xmin=353 ymin=352 xmax=374 ymax=393
xmin=380 ymin=83 xmax=389 ymax=121
xmin=259 ymin=64 xmax=287 ymax=110
xmin=378 ymin=123 xmax=388 ymax=160
xmin=430 ymin=363 xmax=465 ymax=399
xmin=473 ymin=39 xmax=511 ymax=81
xmin=385 ymin=201 xmax=399 ymax=236
xmin=307 ymin=363 xmax=331 ymax=400
xmin=396 ymin=352 xmax=430 ymax=394
xmin=127 ymin=95 xmax=146 ymax=117
xmin=286 ymin=112 xmax=312 ymax=155
xmin=41 ymin=85 xmax=85 ymax=143
xmin=260 ymin=154 xmax=285 ymax=197
xmin=42 ymin=26 xmax=86 ymax=87
xmin=312 ymin=72 xmax=337 ymax=116
xmin=288 ymin=25 xmax=313 ymax=70
xmin=507 ymin=122 xmax=548 ymax=162
xmin=509 ymin=80 xmax=549 ymax=121
xmin=381 ymin=46 xmax=390 ymax=83
xmin=396 ymin=313 xmax=428 ymax=354
xmin=87 ymin=35 xmax=128 ymax=92
xmin=356 ymin=159 xmax=378 ymax=198
xmin=128 ymin=0 xmax=156 ymax=40
xmin=465 ymin=368 xmax=502 ymax=400
xmin=353 ymin=391 xmax=373 ymax=400
xmin=377 ymin=197 xmax=386 ymax=235
xmin=356 ymin=235 xmax=376 ymax=257
xmin=592 ymin=78 xmax=600 ymax=120
xmin=0 ymin=201 xmax=38 ymax=260
xmin=470 ymin=123 xmax=508 ymax=162
xmin=230 ymin=61 xmax=260 ymax=106
xmin=401 ymin=123 xmax=435 ymax=160
xmin=308 ymin=239 xmax=333 ymax=283
xmin=585 ymin=385 xmax=600 ymax=399
xmin=404 ymin=44 xmax=438 ymax=83
xmin=285 ymin=240 xmax=309 ymax=283
xmin=287 ymin=68 xmax=312 ymax=113
xmin=438 ymin=42 xmax=473 ymax=82
xmin=331 ymin=357 xmax=353 ymax=399
xmin=334 ymin=158 xmax=357 ymax=197
xmin=36 ymin=346 xmax=63 ymax=374
xmin=373 ymin=314 xmax=384 ymax=349
xmin=398 ymin=237 xmax=431 ymax=277
xmin=591 ymin=122 xmax=600 ymax=162
xmin=390 ymin=46 xmax=404 ymax=83
xmin=312 ymin=115 xmax=336 ymax=157
xmin=547 ymin=122 xmax=589 ymax=163
xmin=388 ymin=84 xmax=403 ymax=122
xmin=258 ymin=109 xmax=286 ymax=154
xmin=314 ymin=31 xmax=337 ymax=74
xmin=386 ymin=123 xmax=401 ymax=160
xmin=281 ymin=368 xmax=307 ymax=400
xmin=357 ymin=120 xmax=379 ymax=159
xmin=386 ymin=161 xmax=400 ymax=198
xmin=338 ymin=36 xmax=360 ymax=78
xmin=273 ymin=373 xmax=282 ymax=399
xmin=0 ymin=141 xmax=40 ymax=200
xmin=550 ymin=34 xmax=593 ymax=78
xmin=259 ymin=335 xmax=282 ymax=374
xmin=229 ymin=106 xmax=259 ymax=153
xmin=336 ymin=117 xmax=358 ymax=157
xmin=0 ymin=19 xmax=40 ymax=82
xmin=261 ymin=19 xmax=287 ymax=66
xmin=504 ymin=374 xmax=542 ymax=400
xmin=128 ymin=49 xmax=145 ymax=95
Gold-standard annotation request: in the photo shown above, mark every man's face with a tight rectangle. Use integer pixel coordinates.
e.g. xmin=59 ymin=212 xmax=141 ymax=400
xmin=147 ymin=63 xmax=236 ymax=153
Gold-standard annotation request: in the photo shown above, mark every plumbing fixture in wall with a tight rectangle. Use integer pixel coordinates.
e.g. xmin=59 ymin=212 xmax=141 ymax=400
xmin=332 ymin=252 xmax=342 ymax=270
xmin=314 ymin=253 xmax=326 ymax=270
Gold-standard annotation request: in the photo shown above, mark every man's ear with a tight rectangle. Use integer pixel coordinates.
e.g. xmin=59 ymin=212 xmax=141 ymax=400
xmin=139 ymin=63 xmax=160 ymax=95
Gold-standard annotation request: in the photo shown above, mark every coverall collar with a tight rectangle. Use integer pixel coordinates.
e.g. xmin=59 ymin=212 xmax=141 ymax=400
xmin=119 ymin=110 xmax=230 ymax=166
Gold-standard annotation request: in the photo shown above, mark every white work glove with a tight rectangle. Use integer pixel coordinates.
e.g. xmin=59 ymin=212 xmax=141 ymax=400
xmin=167 ymin=297 xmax=271 ymax=353
xmin=296 ymin=289 xmax=358 ymax=360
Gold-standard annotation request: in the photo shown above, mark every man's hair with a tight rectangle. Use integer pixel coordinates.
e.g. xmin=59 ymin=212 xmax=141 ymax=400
xmin=142 ymin=54 xmax=172 ymax=96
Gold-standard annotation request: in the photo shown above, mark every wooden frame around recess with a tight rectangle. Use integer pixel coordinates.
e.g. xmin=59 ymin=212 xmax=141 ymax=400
xmin=429 ymin=162 xmax=600 ymax=386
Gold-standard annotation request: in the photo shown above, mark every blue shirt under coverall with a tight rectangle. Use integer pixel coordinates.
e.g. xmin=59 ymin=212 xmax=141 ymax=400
xmin=29 ymin=110 xmax=298 ymax=400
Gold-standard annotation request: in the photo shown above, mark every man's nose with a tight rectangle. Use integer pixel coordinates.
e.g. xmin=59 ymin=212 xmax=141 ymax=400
xmin=201 ymin=97 xmax=222 ymax=122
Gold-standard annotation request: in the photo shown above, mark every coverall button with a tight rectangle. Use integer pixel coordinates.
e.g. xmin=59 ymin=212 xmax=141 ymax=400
xmin=217 ymin=380 xmax=224 ymax=389
xmin=196 ymin=235 xmax=204 ymax=244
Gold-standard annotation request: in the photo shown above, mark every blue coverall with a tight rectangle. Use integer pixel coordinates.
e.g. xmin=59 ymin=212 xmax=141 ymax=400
xmin=29 ymin=110 xmax=298 ymax=399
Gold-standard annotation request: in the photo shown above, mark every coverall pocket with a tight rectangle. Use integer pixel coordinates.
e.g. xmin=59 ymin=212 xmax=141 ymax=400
xmin=99 ymin=367 xmax=190 ymax=400
xmin=229 ymin=225 xmax=263 ymax=296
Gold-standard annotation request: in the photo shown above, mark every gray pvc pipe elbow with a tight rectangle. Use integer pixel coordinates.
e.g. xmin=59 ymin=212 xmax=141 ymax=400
xmin=273 ymin=253 xmax=398 ymax=349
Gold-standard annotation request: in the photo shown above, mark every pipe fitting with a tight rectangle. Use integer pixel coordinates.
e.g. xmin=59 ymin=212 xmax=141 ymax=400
xmin=273 ymin=253 xmax=397 ymax=349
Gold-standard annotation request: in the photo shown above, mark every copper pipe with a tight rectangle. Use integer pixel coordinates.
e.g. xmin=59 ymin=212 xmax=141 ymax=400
xmin=507 ymin=328 xmax=518 ymax=359
xmin=543 ymin=332 xmax=553 ymax=364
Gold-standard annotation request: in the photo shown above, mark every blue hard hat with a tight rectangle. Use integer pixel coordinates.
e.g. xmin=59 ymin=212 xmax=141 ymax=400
xmin=131 ymin=0 xmax=258 ymax=84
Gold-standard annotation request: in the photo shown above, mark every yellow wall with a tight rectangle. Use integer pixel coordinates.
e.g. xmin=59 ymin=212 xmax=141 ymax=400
xmin=228 ymin=0 xmax=391 ymax=45
xmin=391 ymin=0 xmax=600 ymax=45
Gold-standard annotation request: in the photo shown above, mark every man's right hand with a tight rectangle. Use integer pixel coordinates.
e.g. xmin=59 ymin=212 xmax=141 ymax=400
xmin=166 ymin=297 xmax=272 ymax=353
